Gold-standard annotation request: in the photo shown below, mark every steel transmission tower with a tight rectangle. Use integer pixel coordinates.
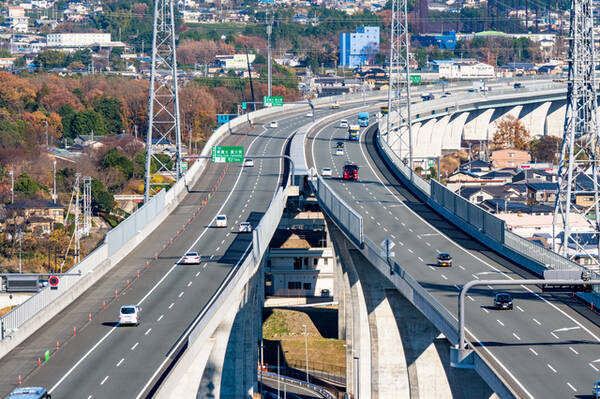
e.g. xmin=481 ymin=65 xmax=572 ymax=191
xmin=144 ymin=0 xmax=182 ymax=202
xmin=553 ymin=0 xmax=600 ymax=265
xmin=386 ymin=0 xmax=413 ymax=168
xmin=83 ymin=176 xmax=91 ymax=236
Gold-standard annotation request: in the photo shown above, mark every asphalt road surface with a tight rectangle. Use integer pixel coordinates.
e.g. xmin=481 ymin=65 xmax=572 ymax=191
xmin=306 ymin=111 xmax=600 ymax=399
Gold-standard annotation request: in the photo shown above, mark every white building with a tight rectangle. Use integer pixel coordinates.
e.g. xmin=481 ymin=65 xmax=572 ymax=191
xmin=46 ymin=33 xmax=124 ymax=49
xmin=7 ymin=6 xmax=29 ymax=33
xmin=433 ymin=59 xmax=495 ymax=79
xmin=266 ymin=213 xmax=335 ymax=298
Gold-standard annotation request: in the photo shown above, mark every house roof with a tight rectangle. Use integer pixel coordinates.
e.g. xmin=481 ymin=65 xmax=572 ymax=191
xmin=480 ymin=171 xmax=516 ymax=179
xmin=526 ymin=182 xmax=558 ymax=192
xmin=459 ymin=185 xmax=508 ymax=199
xmin=483 ymin=199 xmax=554 ymax=213
xmin=7 ymin=199 xmax=63 ymax=210
xmin=451 ymin=170 xmax=484 ymax=178
xmin=505 ymin=183 xmax=528 ymax=193
xmin=460 ymin=159 xmax=492 ymax=169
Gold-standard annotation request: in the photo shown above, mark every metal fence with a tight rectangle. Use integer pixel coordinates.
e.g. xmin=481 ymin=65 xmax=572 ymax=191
xmin=259 ymin=371 xmax=335 ymax=399
xmin=313 ymin=176 xmax=363 ymax=246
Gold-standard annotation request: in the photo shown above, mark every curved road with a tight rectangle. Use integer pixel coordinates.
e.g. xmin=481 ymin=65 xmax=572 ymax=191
xmin=306 ymin=109 xmax=600 ymax=398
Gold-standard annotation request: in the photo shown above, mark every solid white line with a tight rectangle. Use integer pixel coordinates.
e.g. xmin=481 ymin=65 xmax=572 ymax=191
xmin=145 ymin=328 xmax=152 ymax=336
xmin=168 ymin=303 xmax=174 ymax=309
xmin=533 ymin=318 xmax=541 ymax=325
xmin=178 ymin=291 xmax=184 ymax=298
xmin=529 ymin=348 xmax=538 ymax=356
xmin=569 ymin=346 xmax=578 ymax=355
xmin=512 ymin=332 xmax=521 ymax=340
xmin=547 ymin=364 xmax=557 ymax=373
xmin=116 ymin=358 xmax=124 ymax=367
xmin=100 ymin=376 xmax=109 ymax=385
xmin=131 ymin=342 xmax=138 ymax=351
xmin=566 ymin=382 xmax=576 ymax=392
xmin=48 ymin=324 xmax=119 ymax=393
xmin=497 ymin=319 xmax=504 ymax=326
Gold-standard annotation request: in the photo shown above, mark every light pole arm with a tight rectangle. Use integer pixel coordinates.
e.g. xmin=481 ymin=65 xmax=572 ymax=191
xmin=458 ymin=279 xmax=600 ymax=350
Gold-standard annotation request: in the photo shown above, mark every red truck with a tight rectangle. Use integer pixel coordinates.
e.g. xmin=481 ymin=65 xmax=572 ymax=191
xmin=343 ymin=163 xmax=359 ymax=180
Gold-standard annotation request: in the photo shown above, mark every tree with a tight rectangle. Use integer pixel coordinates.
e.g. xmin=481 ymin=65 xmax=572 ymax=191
xmin=102 ymin=148 xmax=134 ymax=179
xmin=94 ymin=96 xmax=124 ymax=134
xmin=414 ymin=47 xmax=428 ymax=68
xmin=492 ymin=115 xmax=530 ymax=150
xmin=70 ymin=109 xmax=106 ymax=137
xmin=90 ymin=178 xmax=114 ymax=214
xmin=529 ymin=135 xmax=562 ymax=162
xmin=34 ymin=50 xmax=67 ymax=69
xmin=14 ymin=173 xmax=43 ymax=198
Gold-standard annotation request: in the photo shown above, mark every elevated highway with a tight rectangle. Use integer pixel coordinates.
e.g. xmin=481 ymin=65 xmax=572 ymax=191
xmin=305 ymin=84 xmax=600 ymax=398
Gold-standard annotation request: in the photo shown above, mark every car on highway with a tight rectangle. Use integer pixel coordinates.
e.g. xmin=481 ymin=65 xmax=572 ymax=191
xmin=238 ymin=222 xmax=252 ymax=233
xmin=269 ymin=121 xmax=278 ymax=128
xmin=343 ymin=163 xmax=359 ymax=180
xmin=437 ymin=253 xmax=453 ymax=267
xmin=321 ymin=167 xmax=332 ymax=177
xmin=244 ymin=158 xmax=254 ymax=167
xmin=513 ymin=82 xmax=524 ymax=89
xmin=494 ymin=293 xmax=513 ymax=310
xmin=336 ymin=141 xmax=344 ymax=149
xmin=336 ymin=147 xmax=344 ymax=156
xmin=216 ymin=214 xmax=227 ymax=227
xmin=330 ymin=101 xmax=340 ymax=109
xmin=593 ymin=380 xmax=600 ymax=399
xmin=339 ymin=119 xmax=348 ymax=128
xmin=182 ymin=251 xmax=201 ymax=264
xmin=305 ymin=112 xmax=313 ymax=117
xmin=6 ymin=387 xmax=51 ymax=399
xmin=119 ymin=305 xmax=141 ymax=326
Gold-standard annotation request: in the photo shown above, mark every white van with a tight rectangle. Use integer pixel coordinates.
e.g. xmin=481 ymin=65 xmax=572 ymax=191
xmin=339 ymin=119 xmax=348 ymax=128
xmin=119 ymin=305 xmax=141 ymax=326
xmin=216 ymin=214 xmax=228 ymax=228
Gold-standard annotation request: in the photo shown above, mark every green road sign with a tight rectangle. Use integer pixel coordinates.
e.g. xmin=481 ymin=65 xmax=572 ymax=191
xmin=263 ymin=96 xmax=283 ymax=107
xmin=242 ymin=102 xmax=247 ymax=110
xmin=181 ymin=161 xmax=188 ymax=171
xmin=427 ymin=159 xmax=436 ymax=168
xmin=212 ymin=146 xmax=244 ymax=163
xmin=410 ymin=75 xmax=422 ymax=84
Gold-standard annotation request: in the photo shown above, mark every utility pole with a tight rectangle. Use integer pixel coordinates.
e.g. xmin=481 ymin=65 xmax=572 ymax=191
xmin=9 ymin=169 xmax=14 ymax=204
xmin=266 ymin=19 xmax=272 ymax=98
xmin=18 ymin=228 xmax=21 ymax=274
xmin=44 ymin=120 xmax=48 ymax=146
xmin=52 ymin=160 xmax=57 ymax=203
xmin=144 ymin=0 xmax=183 ymax=203
xmin=386 ymin=0 xmax=413 ymax=172
xmin=553 ymin=0 xmax=600 ymax=265
xmin=303 ymin=324 xmax=309 ymax=383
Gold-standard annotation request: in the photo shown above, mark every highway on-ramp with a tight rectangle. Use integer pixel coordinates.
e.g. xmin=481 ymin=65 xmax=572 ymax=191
xmin=0 ymin=105 xmax=356 ymax=398
xmin=306 ymin=111 xmax=600 ymax=398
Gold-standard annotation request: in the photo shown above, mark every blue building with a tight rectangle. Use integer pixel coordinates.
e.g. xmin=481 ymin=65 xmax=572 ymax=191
xmin=339 ymin=26 xmax=380 ymax=68
xmin=411 ymin=31 xmax=457 ymax=50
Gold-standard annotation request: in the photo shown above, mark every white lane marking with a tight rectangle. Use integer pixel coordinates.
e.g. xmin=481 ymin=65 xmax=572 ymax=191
xmin=401 ymin=222 xmax=406 ymax=226
xmin=441 ymin=274 xmax=448 ymax=280
xmin=516 ymin=305 xmax=524 ymax=312
xmin=569 ymin=346 xmax=578 ymax=355
xmin=512 ymin=332 xmax=521 ymax=340
xmin=529 ymin=348 xmax=538 ymax=356
xmin=203 ymin=264 xmax=207 ymax=268
xmin=116 ymin=358 xmax=124 ymax=367
xmin=425 ymin=242 xmax=431 ymax=247
xmin=391 ymin=234 xmax=396 ymax=239
xmin=458 ymin=265 xmax=466 ymax=270
xmin=487 ymin=285 xmax=494 ymax=290
xmin=418 ymin=257 xmax=423 ymax=262
xmin=145 ymin=328 xmax=152 ymax=336
xmin=226 ymin=232 xmax=231 ymax=237
xmin=168 ymin=303 xmax=174 ymax=309
xmin=179 ymin=291 xmax=184 ymax=298
xmin=435 ymin=249 xmax=441 ymax=253
xmin=221 ymin=239 xmax=225 ymax=244
xmin=566 ymin=383 xmax=577 ymax=392
xmin=216 ymin=246 xmax=220 ymax=251
xmin=196 ymin=271 xmax=201 ymax=277
xmin=383 ymin=227 xmax=388 ymax=232
xmin=187 ymin=281 xmax=192 ymax=287
xmin=429 ymin=266 xmax=435 ymax=271
xmin=472 ymin=274 xmax=479 ymax=279
xmin=87 ymin=396 xmax=92 ymax=399
xmin=131 ymin=342 xmax=139 ymax=351
xmin=590 ymin=363 xmax=599 ymax=372
xmin=100 ymin=376 xmax=109 ymax=385
xmin=467 ymin=295 xmax=475 ymax=302
xmin=157 ymin=315 xmax=164 ymax=322
xmin=482 ymin=308 xmax=489 ymax=313
xmin=408 ymin=248 xmax=413 ymax=254
xmin=547 ymin=364 xmax=557 ymax=373
xmin=497 ymin=319 xmax=504 ymax=326
xmin=398 ymin=241 xmax=404 ymax=246
xmin=532 ymin=318 xmax=541 ymax=326
xmin=551 ymin=332 xmax=559 ymax=339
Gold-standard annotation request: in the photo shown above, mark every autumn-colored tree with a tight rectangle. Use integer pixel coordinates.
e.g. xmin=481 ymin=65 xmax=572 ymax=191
xmin=492 ymin=115 xmax=531 ymax=150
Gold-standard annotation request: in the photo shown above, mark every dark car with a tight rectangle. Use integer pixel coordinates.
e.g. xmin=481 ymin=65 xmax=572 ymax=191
xmin=437 ymin=253 xmax=452 ymax=267
xmin=513 ymin=82 xmax=523 ymax=89
xmin=336 ymin=141 xmax=344 ymax=149
xmin=494 ymin=293 xmax=513 ymax=310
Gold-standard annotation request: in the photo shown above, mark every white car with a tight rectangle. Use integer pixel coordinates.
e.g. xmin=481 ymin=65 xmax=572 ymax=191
xmin=238 ymin=222 xmax=252 ymax=233
xmin=119 ymin=305 xmax=141 ymax=326
xmin=330 ymin=101 xmax=340 ymax=109
xmin=305 ymin=112 xmax=313 ymax=117
xmin=244 ymin=158 xmax=254 ymax=167
xmin=216 ymin=214 xmax=227 ymax=227
xmin=336 ymin=148 xmax=344 ymax=156
xmin=339 ymin=119 xmax=348 ymax=128
xmin=182 ymin=251 xmax=200 ymax=264
xmin=270 ymin=121 xmax=278 ymax=128
xmin=321 ymin=167 xmax=332 ymax=177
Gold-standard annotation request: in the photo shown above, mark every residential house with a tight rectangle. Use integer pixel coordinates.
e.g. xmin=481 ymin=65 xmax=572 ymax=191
xmin=490 ymin=149 xmax=531 ymax=169
xmin=4 ymin=199 xmax=64 ymax=233
xmin=526 ymin=182 xmax=558 ymax=203
xmin=512 ymin=168 xmax=557 ymax=184
xmin=479 ymin=170 xmax=519 ymax=184
xmin=459 ymin=159 xmax=492 ymax=174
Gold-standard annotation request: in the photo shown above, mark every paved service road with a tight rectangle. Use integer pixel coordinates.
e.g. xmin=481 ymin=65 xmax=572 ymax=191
xmin=260 ymin=373 xmax=328 ymax=399
xmin=0 ymin=105 xmax=359 ymax=398
xmin=306 ymin=112 xmax=600 ymax=399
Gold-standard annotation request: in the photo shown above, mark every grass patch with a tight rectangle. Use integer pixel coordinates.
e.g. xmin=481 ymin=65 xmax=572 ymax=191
xmin=0 ymin=306 xmax=16 ymax=317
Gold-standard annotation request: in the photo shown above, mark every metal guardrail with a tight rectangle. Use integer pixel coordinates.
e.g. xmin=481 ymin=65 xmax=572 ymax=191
xmin=259 ymin=371 xmax=335 ymax=399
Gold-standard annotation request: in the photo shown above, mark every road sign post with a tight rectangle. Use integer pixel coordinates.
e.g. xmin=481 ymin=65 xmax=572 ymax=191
xmin=380 ymin=238 xmax=396 ymax=275
xmin=211 ymin=146 xmax=244 ymax=163
xmin=49 ymin=275 xmax=59 ymax=290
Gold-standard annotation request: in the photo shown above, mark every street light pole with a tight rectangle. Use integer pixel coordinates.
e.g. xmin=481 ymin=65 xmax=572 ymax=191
xmin=277 ymin=348 xmax=280 ymax=398
xmin=9 ymin=170 xmax=14 ymax=204
xmin=18 ymin=229 xmax=22 ymax=274
xmin=303 ymin=324 xmax=309 ymax=383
